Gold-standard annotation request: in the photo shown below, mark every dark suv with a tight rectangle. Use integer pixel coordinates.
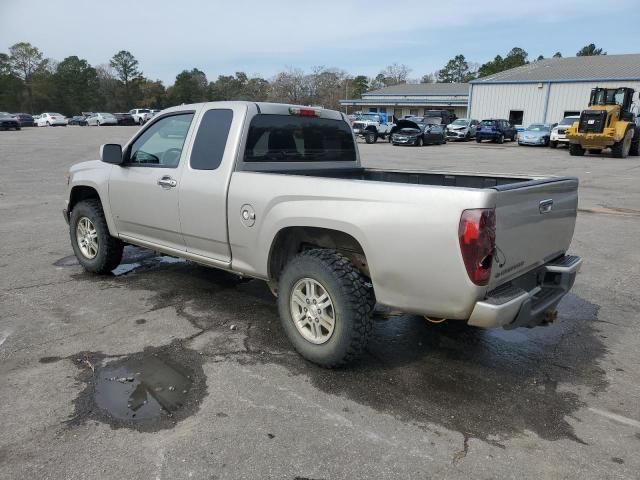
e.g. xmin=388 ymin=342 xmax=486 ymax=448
xmin=476 ymin=119 xmax=518 ymax=144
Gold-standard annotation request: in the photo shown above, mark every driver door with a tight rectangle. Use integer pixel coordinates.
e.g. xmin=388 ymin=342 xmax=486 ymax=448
xmin=108 ymin=111 xmax=196 ymax=251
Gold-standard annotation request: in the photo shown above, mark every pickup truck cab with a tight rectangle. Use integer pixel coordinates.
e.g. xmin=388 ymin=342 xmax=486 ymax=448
xmin=64 ymin=102 xmax=582 ymax=367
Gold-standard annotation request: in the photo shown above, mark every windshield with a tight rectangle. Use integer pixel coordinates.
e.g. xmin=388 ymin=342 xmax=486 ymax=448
xmin=100 ymin=113 xmax=115 ymax=118
xmin=423 ymin=116 xmax=442 ymax=125
xmin=244 ymin=114 xmax=356 ymax=163
xmin=560 ymin=117 xmax=578 ymax=125
xmin=138 ymin=109 xmax=151 ymax=113
xmin=356 ymin=113 xmax=381 ymax=122
xmin=526 ymin=124 xmax=549 ymax=132
xmin=451 ymin=119 xmax=468 ymax=126
xmin=481 ymin=120 xmax=496 ymax=126
xmin=49 ymin=113 xmax=63 ymax=116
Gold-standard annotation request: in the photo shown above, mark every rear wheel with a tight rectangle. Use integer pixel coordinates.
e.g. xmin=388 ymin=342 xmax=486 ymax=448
xmin=569 ymin=143 xmax=585 ymax=156
xmin=277 ymin=249 xmax=374 ymax=368
xmin=629 ymin=127 xmax=640 ymax=156
xmin=612 ymin=127 xmax=634 ymax=158
xmin=416 ymin=137 xmax=423 ymax=147
xmin=476 ymin=137 xmax=481 ymax=143
xmin=70 ymin=199 xmax=124 ymax=274
xmin=550 ymin=141 xmax=558 ymax=149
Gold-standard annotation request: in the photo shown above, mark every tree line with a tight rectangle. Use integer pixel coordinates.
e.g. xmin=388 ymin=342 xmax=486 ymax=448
xmin=0 ymin=42 xmax=607 ymax=115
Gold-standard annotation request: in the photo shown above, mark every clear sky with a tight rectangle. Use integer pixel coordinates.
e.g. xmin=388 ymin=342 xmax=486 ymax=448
xmin=1 ymin=0 xmax=639 ymax=84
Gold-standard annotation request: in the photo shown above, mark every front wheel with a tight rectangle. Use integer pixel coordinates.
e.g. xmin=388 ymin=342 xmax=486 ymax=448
xmin=569 ymin=143 xmax=585 ymax=156
xmin=476 ymin=137 xmax=481 ymax=143
xmin=365 ymin=131 xmax=377 ymax=144
xmin=69 ymin=199 xmax=124 ymax=274
xmin=416 ymin=137 xmax=423 ymax=147
xmin=277 ymin=249 xmax=374 ymax=368
xmin=497 ymin=134 xmax=504 ymax=144
xmin=549 ymin=141 xmax=558 ymax=149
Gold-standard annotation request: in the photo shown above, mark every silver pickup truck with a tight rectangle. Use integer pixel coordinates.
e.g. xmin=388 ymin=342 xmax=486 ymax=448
xmin=64 ymin=102 xmax=582 ymax=367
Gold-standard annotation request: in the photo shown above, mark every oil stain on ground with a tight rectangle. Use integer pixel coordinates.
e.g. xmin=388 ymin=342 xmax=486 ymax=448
xmin=61 ymin=247 xmax=608 ymax=443
xmin=67 ymin=342 xmax=206 ymax=432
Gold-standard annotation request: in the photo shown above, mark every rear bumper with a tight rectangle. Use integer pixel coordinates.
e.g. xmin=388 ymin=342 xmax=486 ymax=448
xmin=467 ymin=255 xmax=582 ymax=329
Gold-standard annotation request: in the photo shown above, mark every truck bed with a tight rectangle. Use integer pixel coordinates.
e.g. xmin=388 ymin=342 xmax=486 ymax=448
xmin=261 ymin=166 xmax=554 ymax=191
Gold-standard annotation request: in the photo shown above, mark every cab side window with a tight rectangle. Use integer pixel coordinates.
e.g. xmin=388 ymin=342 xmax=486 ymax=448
xmin=127 ymin=113 xmax=194 ymax=168
xmin=190 ymin=109 xmax=234 ymax=170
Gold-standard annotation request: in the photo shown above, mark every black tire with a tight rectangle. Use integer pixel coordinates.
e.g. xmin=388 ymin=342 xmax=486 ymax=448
xmin=69 ymin=199 xmax=124 ymax=274
xmin=611 ymin=126 xmax=634 ymax=159
xmin=16 ymin=126 xmax=21 ymax=131
xmin=365 ymin=131 xmax=377 ymax=144
xmin=277 ymin=249 xmax=374 ymax=368
xmin=569 ymin=143 xmax=585 ymax=156
xmin=587 ymin=149 xmax=602 ymax=154
xmin=416 ymin=137 xmax=423 ymax=147
xmin=476 ymin=137 xmax=481 ymax=143
xmin=629 ymin=127 xmax=639 ymax=156
xmin=387 ymin=134 xmax=392 ymax=143
xmin=550 ymin=141 xmax=558 ymax=149
xmin=465 ymin=131 xmax=471 ymax=141
xmin=497 ymin=134 xmax=504 ymax=144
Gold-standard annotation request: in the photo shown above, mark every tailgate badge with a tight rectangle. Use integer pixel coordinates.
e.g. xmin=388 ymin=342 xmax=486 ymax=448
xmin=539 ymin=199 xmax=554 ymax=214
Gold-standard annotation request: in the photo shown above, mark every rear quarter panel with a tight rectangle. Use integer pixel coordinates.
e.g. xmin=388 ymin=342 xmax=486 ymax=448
xmin=228 ymin=172 xmax=495 ymax=318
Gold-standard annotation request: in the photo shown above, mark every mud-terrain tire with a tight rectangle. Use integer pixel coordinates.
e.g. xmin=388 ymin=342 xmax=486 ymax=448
xmin=365 ymin=131 xmax=377 ymax=144
xmin=69 ymin=199 xmax=123 ymax=274
xmin=569 ymin=143 xmax=585 ymax=156
xmin=277 ymin=249 xmax=374 ymax=368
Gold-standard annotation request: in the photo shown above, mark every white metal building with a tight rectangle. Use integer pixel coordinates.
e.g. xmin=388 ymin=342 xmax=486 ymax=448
xmin=468 ymin=54 xmax=640 ymax=126
xmin=340 ymin=83 xmax=469 ymax=120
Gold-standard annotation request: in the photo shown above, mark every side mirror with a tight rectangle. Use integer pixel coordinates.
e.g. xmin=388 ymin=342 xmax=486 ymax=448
xmin=100 ymin=143 xmax=123 ymax=165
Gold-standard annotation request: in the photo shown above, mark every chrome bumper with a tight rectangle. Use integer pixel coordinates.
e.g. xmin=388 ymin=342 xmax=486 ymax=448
xmin=467 ymin=255 xmax=582 ymax=329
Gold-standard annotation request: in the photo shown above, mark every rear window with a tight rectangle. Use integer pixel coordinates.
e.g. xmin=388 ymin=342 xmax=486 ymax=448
xmin=244 ymin=114 xmax=356 ymax=162
xmin=481 ymin=120 xmax=497 ymax=126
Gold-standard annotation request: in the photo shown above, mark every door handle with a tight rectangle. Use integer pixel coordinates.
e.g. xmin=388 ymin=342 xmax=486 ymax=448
xmin=157 ymin=176 xmax=177 ymax=188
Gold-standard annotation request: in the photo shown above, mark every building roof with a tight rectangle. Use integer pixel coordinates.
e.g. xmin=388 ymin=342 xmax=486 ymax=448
xmin=472 ymin=53 xmax=640 ymax=83
xmin=364 ymin=82 xmax=469 ymax=96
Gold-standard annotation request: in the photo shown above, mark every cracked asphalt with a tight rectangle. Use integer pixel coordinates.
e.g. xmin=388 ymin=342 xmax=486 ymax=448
xmin=1 ymin=126 xmax=639 ymax=479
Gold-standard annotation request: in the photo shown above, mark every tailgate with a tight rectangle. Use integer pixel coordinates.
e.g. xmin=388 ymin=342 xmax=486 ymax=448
xmin=489 ymin=177 xmax=578 ymax=289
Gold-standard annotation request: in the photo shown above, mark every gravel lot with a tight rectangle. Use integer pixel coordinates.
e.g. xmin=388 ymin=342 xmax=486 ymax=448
xmin=1 ymin=126 xmax=639 ymax=479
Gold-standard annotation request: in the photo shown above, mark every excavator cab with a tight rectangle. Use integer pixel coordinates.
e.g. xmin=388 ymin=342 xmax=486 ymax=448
xmin=567 ymin=86 xmax=639 ymax=157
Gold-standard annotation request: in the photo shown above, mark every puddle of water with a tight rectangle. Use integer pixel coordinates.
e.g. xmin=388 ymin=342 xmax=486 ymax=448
xmin=95 ymin=354 xmax=192 ymax=420
xmin=111 ymin=262 xmax=142 ymax=276
xmin=69 ymin=343 xmax=206 ymax=431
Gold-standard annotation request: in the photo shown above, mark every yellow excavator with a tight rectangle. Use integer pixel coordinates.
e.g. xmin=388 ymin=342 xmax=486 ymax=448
xmin=566 ymin=87 xmax=639 ymax=158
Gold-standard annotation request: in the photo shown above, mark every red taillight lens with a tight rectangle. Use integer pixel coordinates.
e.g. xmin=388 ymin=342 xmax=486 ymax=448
xmin=458 ymin=209 xmax=496 ymax=286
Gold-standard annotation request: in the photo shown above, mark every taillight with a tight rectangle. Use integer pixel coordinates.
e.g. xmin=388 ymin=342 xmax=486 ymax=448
xmin=289 ymin=107 xmax=321 ymax=117
xmin=458 ymin=209 xmax=496 ymax=286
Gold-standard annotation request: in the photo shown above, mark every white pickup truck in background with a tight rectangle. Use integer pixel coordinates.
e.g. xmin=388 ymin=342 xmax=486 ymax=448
xmin=64 ymin=102 xmax=582 ymax=367
xmin=128 ymin=108 xmax=152 ymax=125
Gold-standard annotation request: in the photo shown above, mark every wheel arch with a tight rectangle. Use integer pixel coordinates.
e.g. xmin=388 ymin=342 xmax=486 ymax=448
xmin=267 ymin=226 xmax=371 ymax=289
xmin=68 ymin=184 xmax=118 ymax=236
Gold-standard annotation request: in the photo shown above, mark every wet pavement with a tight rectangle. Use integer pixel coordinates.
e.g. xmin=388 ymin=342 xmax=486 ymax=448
xmin=1 ymin=127 xmax=639 ymax=479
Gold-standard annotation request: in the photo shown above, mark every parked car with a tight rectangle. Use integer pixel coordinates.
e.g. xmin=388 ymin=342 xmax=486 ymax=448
xmin=424 ymin=109 xmax=457 ymax=126
xmin=13 ymin=113 xmax=35 ymax=127
xmin=549 ymin=116 xmax=580 ymax=148
xmin=0 ymin=112 xmax=21 ymax=130
xmin=476 ymin=119 xmax=518 ymax=143
xmin=518 ymin=124 xmax=552 ymax=146
xmin=63 ymin=101 xmax=582 ymax=367
xmin=446 ymin=118 xmax=479 ymax=141
xmin=86 ymin=112 xmax=118 ymax=126
xmin=128 ymin=108 xmax=152 ymax=125
xmin=390 ymin=119 xmax=446 ymax=146
xmin=68 ymin=115 xmax=88 ymax=126
xmin=114 ymin=113 xmax=136 ymax=126
xmin=36 ymin=112 xmax=68 ymax=127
